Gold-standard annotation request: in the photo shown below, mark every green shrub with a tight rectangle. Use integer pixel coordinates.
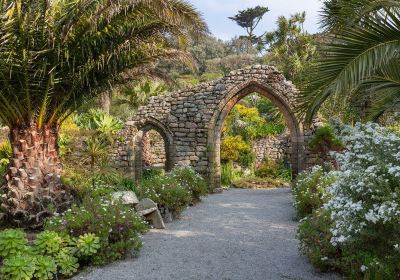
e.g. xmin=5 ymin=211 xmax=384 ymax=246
xmin=255 ymin=159 xmax=291 ymax=182
xmin=55 ymin=249 xmax=79 ymax=276
xmin=34 ymin=256 xmax=57 ymax=280
xmin=142 ymin=168 xmax=164 ymax=180
xmin=76 ymin=233 xmax=101 ymax=257
xmin=1 ymin=255 xmax=36 ymax=280
xmin=292 ymin=166 xmax=335 ymax=219
xmin=308 ymin=125 xmax=343 ymax=165
xmin=169 ymin=166 xmax=208 ymax=203
xmin=137 ymin=175 xmax=192 ymax=218
xmin=221 ymin=162 xmax=243 ymax=186
xmin=298 ymin=208 xmax=342 ymax=272
xmin=0 ymin=229 xmax=99 ymax=279
xmin=0 ymin=229 xmax=29 ymax=259
xmin=45 ymin=195 xmax=148 ymax=265
xmin=33 ymin=231 xmax=64 ymax=256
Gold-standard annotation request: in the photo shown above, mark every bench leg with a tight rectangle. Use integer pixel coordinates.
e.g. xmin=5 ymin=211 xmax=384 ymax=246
xmin=146 ymin=210 xmax=165 ymax=229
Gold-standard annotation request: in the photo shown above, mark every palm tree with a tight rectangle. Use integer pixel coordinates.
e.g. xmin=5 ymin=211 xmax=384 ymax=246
xmin=114 ymin=80 xmax=167 ymax=112
xmin=0 ymin=0 xmax=207 ymax=227
xmin=299 ymin=0 xmax=400 ymax=123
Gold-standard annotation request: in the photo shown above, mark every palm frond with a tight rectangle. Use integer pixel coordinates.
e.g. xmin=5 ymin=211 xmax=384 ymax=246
xmin=299 ymin=9 xmax=400 ymax=123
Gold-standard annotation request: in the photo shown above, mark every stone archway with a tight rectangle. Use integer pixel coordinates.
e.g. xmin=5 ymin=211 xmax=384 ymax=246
xmin=134 ymin=119 xmax=175 ymax=182
xmin=207 ymin=80 xmax=304 ymax=189
xmin=113 ymin=65 xmax=316 ymax=189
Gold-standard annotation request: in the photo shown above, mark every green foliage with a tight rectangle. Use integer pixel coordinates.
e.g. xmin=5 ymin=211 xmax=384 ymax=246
xmin=262 ymin=12 xmax=317 ymax=83
xmin=0 ymin=229 xmax=99 ymax=279
xmin=255 ymin=159 xmax=292 ymax=182
xmin=0 ymin=0 xmax=207 ymax=129
xmin=0 ymin=229 xmax=29 ymax=259
xmin=221 ymin=162 xmax=243 ymax=186
xmin=298 ymin=208 xmax=341 ymax=272
xmin=33 ymin=231 xmax=64 ymax=256
xmin=221 ymin=135 xmax=252 ymax=164
xmin=138 ymin=175 xmax=192 ymax=217
xmin=0 ymin=255 xmax=36 ymax=280
xmin=75 ymin=109 xmax=123 ymax=136
xmin=34 ymin=256 xmax=57 ymax=280
xmin=308 ymin=126 xmax=343 ymax=164
xmin=143 ymin=168 xmax=165 ymax=180
xmin=169 ymin=166 xmax=208 ymax=203
xmin=45 ymin=194 xmax=148 ymax=265
xmin=76 ymin=233 xmax=101 ymax=257
xmin=299 ymin=1 xmax=400 ymax=123
xmin=113 ymin=80 xmax=167 ymax=117
xmin=292 ymin=166 xmax=335 ymax=219
xmin=55 ymin=250 xmax=79 ymax=277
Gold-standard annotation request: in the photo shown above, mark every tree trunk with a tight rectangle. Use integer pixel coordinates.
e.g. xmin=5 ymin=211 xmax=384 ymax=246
xmin=0 ymin=125 xmax=72 ymax=229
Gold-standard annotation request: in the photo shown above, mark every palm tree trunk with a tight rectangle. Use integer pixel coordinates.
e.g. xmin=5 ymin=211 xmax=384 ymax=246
xmin=0 ymin=124 xmax=72 ymax=228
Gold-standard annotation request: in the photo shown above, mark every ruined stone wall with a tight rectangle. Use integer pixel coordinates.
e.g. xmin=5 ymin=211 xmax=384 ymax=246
xmin=112 ymin=65 xmax=318 ymax=187
xmin=252 ymin=133 xmax=291 ymax=167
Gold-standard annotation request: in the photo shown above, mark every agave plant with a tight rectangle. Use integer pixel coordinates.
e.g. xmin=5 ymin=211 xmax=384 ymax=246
xmin=299 ymin=0 xmax=400 ymax=123
xmin=0 ymin=0 xmax=207 ymax=227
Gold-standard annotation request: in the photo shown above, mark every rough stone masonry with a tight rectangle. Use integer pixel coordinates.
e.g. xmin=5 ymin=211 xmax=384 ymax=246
xmin=112 ymin=65 xmax=319 ymax=189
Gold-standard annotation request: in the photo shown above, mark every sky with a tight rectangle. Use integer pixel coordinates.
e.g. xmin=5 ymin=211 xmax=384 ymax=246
xmin=187 ymin=0 xmax=323 ymax=40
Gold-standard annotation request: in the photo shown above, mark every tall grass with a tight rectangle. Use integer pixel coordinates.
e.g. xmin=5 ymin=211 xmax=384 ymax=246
xmin=221 ymin=162 xmax=243 ymax=186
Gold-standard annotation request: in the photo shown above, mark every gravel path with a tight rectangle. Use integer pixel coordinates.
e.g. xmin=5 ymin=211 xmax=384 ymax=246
xmin=74 ymin=188 xmax=340 ymax=280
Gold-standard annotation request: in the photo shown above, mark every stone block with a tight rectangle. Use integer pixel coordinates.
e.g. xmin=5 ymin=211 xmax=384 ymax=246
xmin=112 ymin=191 xmax=139 ymax=205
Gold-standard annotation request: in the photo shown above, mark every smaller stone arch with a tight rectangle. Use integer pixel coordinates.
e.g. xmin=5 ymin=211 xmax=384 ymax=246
xmin=130 ymin=118 xmax=175 ymax=182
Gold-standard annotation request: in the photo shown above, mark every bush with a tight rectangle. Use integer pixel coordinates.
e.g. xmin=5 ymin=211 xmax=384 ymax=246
xmin=169 ymin=166 xmax=208 ymax=203
xmin=255 ymin=158 xmax=292 ymax=182
xmin=0 ymin=229 xmax=99 ymax=279
xmin=45 ymin=194 xmax=148 ymax=265
xmin=221 ymin=162 xmax=243 ymax=186
xmin=137 ymin=175 xmax=192 ymax=218
xmin=292 ymin=166 xmax=336 ymax=218
xmin=297 ymin=122 xmax=400 ymax=279
xmin=221 ymin=135 xmax=252 ymax=164
xmin=308 ymin=125 xmax=343 ymax=165
xmin=298 ymin=208 xmax=342 ymax=272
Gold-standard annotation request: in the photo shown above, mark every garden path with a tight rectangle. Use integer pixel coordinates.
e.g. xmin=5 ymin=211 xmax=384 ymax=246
xmin=74 ymin=188 xmax=340 ymax=280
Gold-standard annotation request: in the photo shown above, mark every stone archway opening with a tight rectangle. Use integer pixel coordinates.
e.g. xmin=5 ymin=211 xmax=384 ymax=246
xmin=208 ymin=81 xmax=304 ymax=189
xmin=219 ymin=92 xmax=291 ymax=185
xmin=132 ymin=121 xmax=175 ymax=182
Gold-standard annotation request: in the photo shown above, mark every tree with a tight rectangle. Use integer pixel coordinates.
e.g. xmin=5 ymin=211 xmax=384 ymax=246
xmin=114 ymin=80 xmax=167 ymax=114
xmin=0 ymin=0 xmax=207 ymax=228
xmin=299 ymin=0 xmax=400 ymax=123
xmin=229 ymin=6 xmax=270 ymax=45
xmin=262 ymin=13 xmax=317 ymax=83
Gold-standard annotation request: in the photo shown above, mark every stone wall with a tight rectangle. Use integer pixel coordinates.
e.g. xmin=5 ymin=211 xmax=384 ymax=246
xmin=252 ymin=133 xmax=291 ymax=167
xmin=112 ymin=65 xmax=318 ymax=188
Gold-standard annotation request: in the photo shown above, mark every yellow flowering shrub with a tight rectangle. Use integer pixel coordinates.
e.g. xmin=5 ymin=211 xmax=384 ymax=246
xmin=221 ymin=135 xmax=250 ymax=162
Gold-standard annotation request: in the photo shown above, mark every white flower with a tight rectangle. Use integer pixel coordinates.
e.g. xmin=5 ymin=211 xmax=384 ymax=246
xmin=360 ymin=265 xmax=368 ymax=272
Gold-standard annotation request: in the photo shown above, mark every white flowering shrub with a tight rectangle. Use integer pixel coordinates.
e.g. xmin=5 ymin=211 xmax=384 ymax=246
xmin=325 ymin=122 xmax=400 ymax=277
xmin=297 ymin=122 xmax=400 ymax=278
xmin=293 ymin=165 xmax=336 ymax=218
